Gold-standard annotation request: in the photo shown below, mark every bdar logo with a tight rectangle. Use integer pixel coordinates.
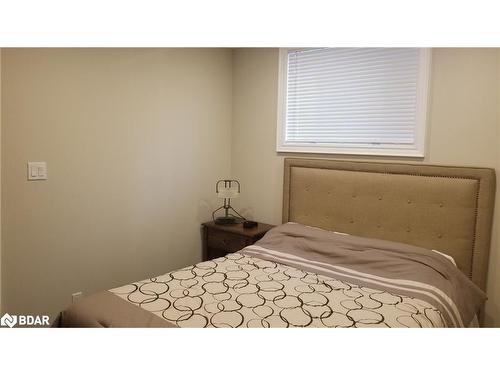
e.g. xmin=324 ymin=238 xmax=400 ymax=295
xmin=0 ymin=313 xmax=49 ymax=327
xmin=1 ymin=313 xmax=18 ymax=328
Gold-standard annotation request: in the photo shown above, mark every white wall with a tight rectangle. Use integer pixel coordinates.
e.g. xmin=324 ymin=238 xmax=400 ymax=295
xmin=1 ymin=48 xmax=233 ymax=318
xmin=231 ymin=48 xmax=500 ymax=326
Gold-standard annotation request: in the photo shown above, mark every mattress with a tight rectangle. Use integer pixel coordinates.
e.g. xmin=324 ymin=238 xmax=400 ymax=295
xmin=55 ymin=223 xmax=485 ymax=328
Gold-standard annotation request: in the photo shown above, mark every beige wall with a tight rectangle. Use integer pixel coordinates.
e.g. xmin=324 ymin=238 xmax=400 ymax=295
xmin=1 ymin=48 xmax=233 ymax=318
xmin=0 ymin=48 xmax=2 ymax=313
xmin=231 ymin=48 xmax=500 ymax=326
xmin=491 ymin=50 xmax=500 ymax=326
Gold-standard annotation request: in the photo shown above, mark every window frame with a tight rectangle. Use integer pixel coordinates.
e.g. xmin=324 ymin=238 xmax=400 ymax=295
xmin=276 ymin=48 xmax=432 ymax=157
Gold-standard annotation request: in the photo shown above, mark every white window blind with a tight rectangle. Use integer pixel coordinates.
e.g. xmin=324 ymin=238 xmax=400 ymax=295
xmin=277 ymin=48 xmax=430 ymax=156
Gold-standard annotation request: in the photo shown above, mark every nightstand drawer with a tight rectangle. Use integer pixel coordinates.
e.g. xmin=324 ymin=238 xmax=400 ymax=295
xmin=207 ymin=229 xmax=248 ymax=253
xmin=202 ymin=221 xmax=275 ymax=261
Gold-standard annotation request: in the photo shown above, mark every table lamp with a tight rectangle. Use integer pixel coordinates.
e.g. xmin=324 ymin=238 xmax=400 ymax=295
xmin=212 ymin=179 xmax=246 ymax=225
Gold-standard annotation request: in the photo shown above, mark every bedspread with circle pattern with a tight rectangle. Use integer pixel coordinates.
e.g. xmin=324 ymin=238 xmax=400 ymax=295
xmin=110 ymin=253 xmax=445 ymax=328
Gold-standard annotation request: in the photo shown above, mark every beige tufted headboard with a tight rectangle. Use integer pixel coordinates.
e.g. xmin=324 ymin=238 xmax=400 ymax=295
xmin=283 ymin=158 xmax=496 ymax=291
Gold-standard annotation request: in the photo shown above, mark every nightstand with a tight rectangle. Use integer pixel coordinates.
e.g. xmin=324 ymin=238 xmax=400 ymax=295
xmin=201 ymin=221 xmax=275 ymax=261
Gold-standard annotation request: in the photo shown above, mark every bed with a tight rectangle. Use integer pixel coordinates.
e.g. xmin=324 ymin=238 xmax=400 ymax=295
xmin=55 ymin=158 xmax=496 ymax=328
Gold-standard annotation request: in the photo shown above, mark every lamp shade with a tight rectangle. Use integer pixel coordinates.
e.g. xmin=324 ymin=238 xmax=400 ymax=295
xmin=217 ymin=187 xmax=239 ymax=199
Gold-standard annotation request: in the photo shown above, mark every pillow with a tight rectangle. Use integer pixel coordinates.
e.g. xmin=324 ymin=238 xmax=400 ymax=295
xmin=288 ymin=222 xmax=457 ymax=266
xmin=287 ymin=221 xmax=350 ymax=236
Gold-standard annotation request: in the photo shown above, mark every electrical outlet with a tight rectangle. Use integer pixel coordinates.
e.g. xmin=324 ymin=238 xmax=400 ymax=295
xmin=71 ymin=292 xmax=83 ymax=303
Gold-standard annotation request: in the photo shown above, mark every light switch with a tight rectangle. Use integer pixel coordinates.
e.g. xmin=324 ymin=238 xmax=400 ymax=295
xmin=27 ymin=162 xmax=48 ymax=181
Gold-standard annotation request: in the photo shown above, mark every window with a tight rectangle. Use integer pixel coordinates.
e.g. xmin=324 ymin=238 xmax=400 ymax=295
xmin=277 ymin=48 xmax=431 ymax=157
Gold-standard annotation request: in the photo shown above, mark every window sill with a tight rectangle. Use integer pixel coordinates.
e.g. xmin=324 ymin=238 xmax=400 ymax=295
xmin=276 ymin=145 xmax=425 ymax=158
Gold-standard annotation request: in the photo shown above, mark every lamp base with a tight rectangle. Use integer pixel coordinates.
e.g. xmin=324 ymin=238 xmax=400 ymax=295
xmin=214 ymin=216 xmax=237 ymax=225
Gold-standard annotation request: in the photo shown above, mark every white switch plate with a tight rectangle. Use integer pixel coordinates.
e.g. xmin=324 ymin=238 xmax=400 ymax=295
xmin=27 ymin=162 xmax=47 ymax=180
